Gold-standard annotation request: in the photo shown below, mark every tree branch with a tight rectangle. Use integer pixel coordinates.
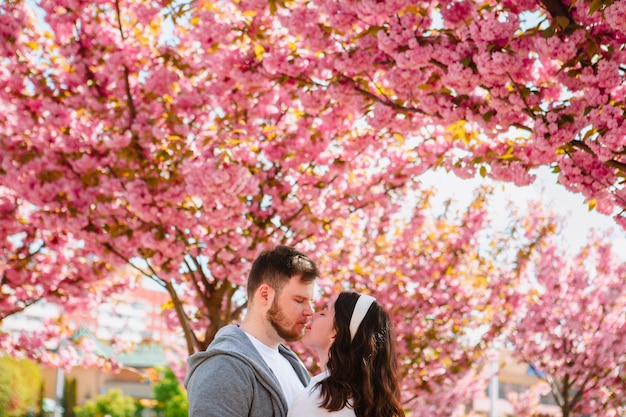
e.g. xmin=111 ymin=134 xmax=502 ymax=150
xmin=114 ymin=0 xmax=137 ymax=127
xmin=163 ymin=280 xmax=200 ymax=355
xmin=540 ymin=0 xmax=577 ymax=31
xmin=342 ymin=75 xmax=427 ymax=115
xmin=184 ymin=257 xmax=212 ymax=308
xmin=102 ymin=242 xmax=165 ymax=286
xmin=570 ymin=140 xmax=626 ymax=172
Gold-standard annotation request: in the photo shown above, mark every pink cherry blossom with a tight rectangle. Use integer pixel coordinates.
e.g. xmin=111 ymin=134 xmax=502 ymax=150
xmin=1 ymin=1 xmax=625 ymax=413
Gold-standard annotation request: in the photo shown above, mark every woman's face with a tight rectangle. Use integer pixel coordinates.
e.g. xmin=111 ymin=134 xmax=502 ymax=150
xmin=302 ymin=299 xmax=336 ymax=353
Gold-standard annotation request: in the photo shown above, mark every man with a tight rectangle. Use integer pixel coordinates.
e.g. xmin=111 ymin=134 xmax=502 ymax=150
xmin=184 ymin=245 xmax=320 ymax=417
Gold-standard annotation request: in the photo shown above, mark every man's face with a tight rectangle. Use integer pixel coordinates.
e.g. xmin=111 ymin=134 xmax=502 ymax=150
xmin=267 ymin=275 xmax=315 ymax=342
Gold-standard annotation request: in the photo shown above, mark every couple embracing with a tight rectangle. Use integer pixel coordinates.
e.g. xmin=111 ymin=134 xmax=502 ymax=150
xmin=184 ymin=245 xmax=404 ymax=417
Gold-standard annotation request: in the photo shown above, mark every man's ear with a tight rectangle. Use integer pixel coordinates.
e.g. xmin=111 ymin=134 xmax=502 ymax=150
xmin=257 ymin=283 xmax=274 ymax=306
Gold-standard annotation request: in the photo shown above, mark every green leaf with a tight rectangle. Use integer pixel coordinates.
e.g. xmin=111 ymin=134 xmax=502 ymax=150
xmin=81 ymin=169 xmax=101 ymax=187
xmin=542 ymin=26 xmax=556 ymax=38
xmin=588 ymin=0 xmax=603 ymax=14
xmin=556 ymin=16 xmax=570 ymax=30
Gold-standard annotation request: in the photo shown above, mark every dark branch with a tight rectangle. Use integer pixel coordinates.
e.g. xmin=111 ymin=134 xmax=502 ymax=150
xmin=114 ymin=0 xmax=137 ymax=127
xmin=344 ymin=76 xmax=427 ymax=115
xmin=540 ymin=0 xmax=577 ymax=29
xmin=570 ymin=140 xmax=626 ymax=172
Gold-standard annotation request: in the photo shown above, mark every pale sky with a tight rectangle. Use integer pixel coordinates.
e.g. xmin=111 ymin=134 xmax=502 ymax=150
xmin=419 ymin=167 xmax=626 ymax=260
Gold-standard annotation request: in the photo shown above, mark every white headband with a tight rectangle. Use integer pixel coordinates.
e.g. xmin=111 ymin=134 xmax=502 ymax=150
xmin=349 ymin=294 xmax=376 ymax=341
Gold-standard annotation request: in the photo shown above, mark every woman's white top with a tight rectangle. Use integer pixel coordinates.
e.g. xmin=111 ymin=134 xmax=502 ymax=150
xmin=288 ymin=371 xmax=356 ymax=417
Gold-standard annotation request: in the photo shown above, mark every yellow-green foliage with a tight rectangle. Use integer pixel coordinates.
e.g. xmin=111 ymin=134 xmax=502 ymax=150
xmin=74 ymin=389 xmax=137 ymax=417
xmin=0 ymin=355 xmax=44 ymax=417
xmin=152 ymin=367 xmax=188 ymax=417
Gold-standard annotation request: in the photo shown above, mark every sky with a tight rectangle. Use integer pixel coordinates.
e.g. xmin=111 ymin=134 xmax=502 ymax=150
xmin=419 ymin=167 xmax=626 ymax=260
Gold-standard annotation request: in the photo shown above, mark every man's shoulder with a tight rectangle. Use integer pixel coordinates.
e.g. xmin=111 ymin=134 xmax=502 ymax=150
xmin=184 ymin=325 xmax=255 ymax=386
xmin=209 ymin=324 xmax=249 ymax=349
xmin=193 ymin=351 xmax=255 ymax=375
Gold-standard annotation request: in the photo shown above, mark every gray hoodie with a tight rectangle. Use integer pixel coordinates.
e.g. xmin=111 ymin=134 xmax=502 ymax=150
xmin=184 ymin=325 xmax=311 ymax=417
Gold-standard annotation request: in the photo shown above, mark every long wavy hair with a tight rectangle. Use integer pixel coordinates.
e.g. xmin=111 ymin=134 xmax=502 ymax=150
xmin=316 ymin=291 xmax=405 ymax=417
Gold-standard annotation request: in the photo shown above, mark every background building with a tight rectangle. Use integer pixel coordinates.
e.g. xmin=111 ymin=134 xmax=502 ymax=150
xmin=1 ymin=282 xmax=185 ymax=413
xmin=472 ymin=350 xmax=559 ymax=417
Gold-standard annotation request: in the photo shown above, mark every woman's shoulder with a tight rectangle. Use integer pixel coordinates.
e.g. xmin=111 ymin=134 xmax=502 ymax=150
xmin=287 ymin=371 xmax=327 ymax=417
xmin=309 ymin=370 xmax=330 ymax=385
xmin=288 ymin=371 xmax=356 ymax=417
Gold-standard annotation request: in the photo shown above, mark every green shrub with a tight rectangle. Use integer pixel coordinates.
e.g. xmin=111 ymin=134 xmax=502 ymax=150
xmin=0 ymin=355 xmax=44 ymax=417
xmin=152 ymin=367 xmax=188 ymax=417
xmin=74 ymin=389 xmax=136 ymax=417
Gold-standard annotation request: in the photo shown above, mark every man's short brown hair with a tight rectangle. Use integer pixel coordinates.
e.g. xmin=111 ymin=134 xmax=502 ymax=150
xmin=247 ymin=245 xmax=320 ymax=299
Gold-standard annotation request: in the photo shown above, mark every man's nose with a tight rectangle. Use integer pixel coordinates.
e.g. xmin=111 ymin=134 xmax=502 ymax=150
xmin=304 ymin=301 xmax=314 ymax=316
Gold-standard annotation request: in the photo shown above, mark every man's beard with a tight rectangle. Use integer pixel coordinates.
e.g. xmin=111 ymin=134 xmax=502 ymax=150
xmin=267 ymin=299 xmax=302 ymax=342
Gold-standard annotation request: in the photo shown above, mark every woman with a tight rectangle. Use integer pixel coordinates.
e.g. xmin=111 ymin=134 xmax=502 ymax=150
xmin=288 ymin=291 xmax=405 ymax=417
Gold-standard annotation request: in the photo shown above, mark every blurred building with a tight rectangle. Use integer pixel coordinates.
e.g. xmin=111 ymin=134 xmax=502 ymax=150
xmin=41 ymin=329 xmax=168 ymax=411
xmin=472 ymin=350 xmax=560 ymax=417
xmin=74 ymin=284 xmax=180 ymax=346
xmin=1 ymin=282 xmax=185 ymax=413
xmin=1 ymin=282 xmax=181 ymax=346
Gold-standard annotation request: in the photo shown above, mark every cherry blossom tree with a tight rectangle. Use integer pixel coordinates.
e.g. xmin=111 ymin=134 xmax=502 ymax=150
xmin=1 ymin=0 xmax=624 ymax=411
xmin=2 ymin=0 xmax=427 ymax=358
xmin=0 ymin=186 xmax=129 ymax=321
xmin=308 ymin=186 xmax=560 ymax=416
xmin=256 ymin=0 xmax=626 ymax=225
xmin=0 ymin=185 xmax=132 ymax=366
xmin=508 ymin=233 xmax=626 ymax=417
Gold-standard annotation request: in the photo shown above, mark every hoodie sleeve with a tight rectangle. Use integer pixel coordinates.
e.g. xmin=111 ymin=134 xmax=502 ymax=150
xmin=186 ymin=354 xmax=254 ymax=417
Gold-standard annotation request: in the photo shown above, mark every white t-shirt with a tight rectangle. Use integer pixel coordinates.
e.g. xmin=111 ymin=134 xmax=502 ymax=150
xmin=245 ymin=332 xmax=305 ymax=405
xmin=288 ymin=371 xmax=356 ymax=417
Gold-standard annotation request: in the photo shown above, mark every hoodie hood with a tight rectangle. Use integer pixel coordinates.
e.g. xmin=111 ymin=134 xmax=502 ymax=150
xmin=185 ymin=325 xmax=277 ymax=387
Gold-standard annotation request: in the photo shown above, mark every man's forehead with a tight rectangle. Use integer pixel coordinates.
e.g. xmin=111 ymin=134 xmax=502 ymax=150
xmin=282 ymin=275 xmax=315 ymax=294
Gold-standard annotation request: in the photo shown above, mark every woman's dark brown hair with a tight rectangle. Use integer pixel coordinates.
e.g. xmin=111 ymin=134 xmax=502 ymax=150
xmin=317 ymin=291 xmax=405 ymax=417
